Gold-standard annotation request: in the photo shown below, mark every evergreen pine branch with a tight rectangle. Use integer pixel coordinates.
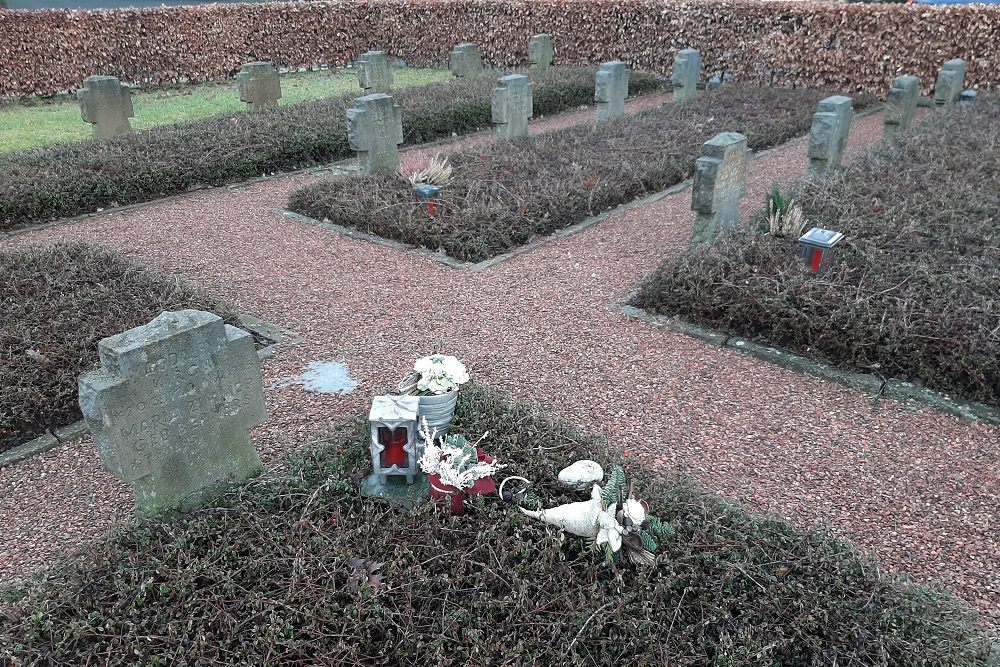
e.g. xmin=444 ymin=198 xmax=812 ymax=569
xmin=646 ymin=515 xmax=676 ymax=538
xmin=639 ymin=529 xmax=658 ymax=553
xmin=601 ymin=466 xmax=626 ymax=508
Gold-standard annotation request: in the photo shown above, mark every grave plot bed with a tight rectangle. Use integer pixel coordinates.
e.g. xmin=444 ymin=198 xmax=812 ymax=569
xmin=288 ymin=86 xmax=875 ymax=263
xmin=0 ymin=68 xmax=661 ymax=231
xmin=0 ymin=242 xmax=247 ymax=454
xmin=1 ymin=384 xmax=988 ymax=665
xmin=633 ymin=101 xmax=1000 ymax=408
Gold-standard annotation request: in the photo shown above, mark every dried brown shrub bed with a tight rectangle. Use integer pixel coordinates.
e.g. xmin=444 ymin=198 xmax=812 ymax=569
xmin=0 ymin=385 xmax=989 ymax=665
xmin=0 ymin=242 xmax=242 ymax=454
xmin=634 ymin=102 xmax=1000 ymax=407
xmin=288 ymin=86 xmax=875 ymax=263
xmin=0 ymin=68 xmax=661 ymax=230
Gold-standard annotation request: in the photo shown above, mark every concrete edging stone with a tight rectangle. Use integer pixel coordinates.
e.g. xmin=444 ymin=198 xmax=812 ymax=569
xmin=620 ymin=305 xmax=999 ymax=425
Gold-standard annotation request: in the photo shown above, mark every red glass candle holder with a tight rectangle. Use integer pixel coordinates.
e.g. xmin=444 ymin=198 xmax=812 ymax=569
xmin=378 ymin=426 xmax=409 ymax=468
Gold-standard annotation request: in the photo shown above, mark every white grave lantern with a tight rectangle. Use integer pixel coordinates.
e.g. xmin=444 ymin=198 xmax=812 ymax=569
xmin=798 ymin=227 xmax=844 ymax=274
xmin=368 ymin=395 xmax=421 ymax=485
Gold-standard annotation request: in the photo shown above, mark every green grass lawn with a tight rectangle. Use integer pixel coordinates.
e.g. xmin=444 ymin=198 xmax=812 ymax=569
xmin=0 ymin=67 xmax=450 ymax=153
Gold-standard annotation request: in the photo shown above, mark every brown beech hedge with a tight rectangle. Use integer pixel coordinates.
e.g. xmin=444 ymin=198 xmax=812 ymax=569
xmin=0 ymin=0 xmax=997 ymax=100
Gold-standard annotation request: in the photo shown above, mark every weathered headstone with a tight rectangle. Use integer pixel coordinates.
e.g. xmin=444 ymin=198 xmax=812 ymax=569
xmin=450 ymin=43 xmax=483 ymax=78
xmin=347 ymin=93 xmax=403 ymax=174
xmin=77 ymin=75 xmax=134 ymax=139
xmin=237 ymin=62 xmax=281 ymax=110
xmin=357 ymin=50 xmax=393 ymax=93
xmin=528 ymin=34 xmax=554 ymax=69
xmin=491 ymin=74 xmax=533 ymax=140
xmin=691 ymin=132 xmax=748 ymax=244
xmin=670 ymin=48 xmax=701 ymax=101
xmin=78 ymin=310 xmax=266 ymax=517
xmin=808 ymin=95 xmax=854 ymax=174
xmin=883 ymin=75 xmax=920 ymax=138
xmin=706 ymin=73 xmax=733 ymax=91
xmin=595 ymin=61 xmax=629 ymax=122
xmin=934 ymin=59 xmax=966 ymax=107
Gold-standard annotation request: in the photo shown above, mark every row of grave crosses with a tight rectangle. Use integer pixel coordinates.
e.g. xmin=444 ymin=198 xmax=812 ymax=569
xmin=71 ymin=35 xmax=551 ymax=140
xmin=690 ymin=56 xmax=969 ymax=279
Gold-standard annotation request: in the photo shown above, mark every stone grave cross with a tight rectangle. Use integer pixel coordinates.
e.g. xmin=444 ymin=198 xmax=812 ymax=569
xmin=492 ymin=74 xmax=534 ymax=140
xmin=691 ymin=131 xmax=748 ymax=244
xmin=595 ymin=61 xmax=628 ymax=122
xmin=670 ymin=48 xmax=701 ymax=101
xmin=357 ymin=50 xmax=394 ymax=93
xmin=528 ymin=34 xmax=554 ymax=69
xmin=934 ymin=58 xmax=966 ymax=107
xmin=883 ymin=75 xmax=920 ymax=138
xmin=77 ymin=75 xmax=134 ymax=139
xmin=347 ymin=93 xmax=404 ymax=174
xmin=807 ymin=95 xmax=854 ymax=174
xmin=237 ymin=62 xmax=282 ymax=110
xmin=450 ymin=43 xmax=483 ymax=78
xmin=78 ymin=310 xmax=266 ymax=517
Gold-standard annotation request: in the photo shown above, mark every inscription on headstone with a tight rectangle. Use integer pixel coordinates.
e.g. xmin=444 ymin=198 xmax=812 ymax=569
xmin=883 ymin=75 xmax=920 ymax=138
xmin=595 ymin=61 xmax=629 ymax=122
xmin=236 ymin=62 xmax=281 ymax=110
xmin=670 ymin=49 xmax=701 ymax=101
xmin=934 ymin=59 xmax=966 ymax=107
xmin=347 ymin=93 xmax=404 ymax=174
xmin=491 ymin=74 xmax=534 ymax=140
xmin=528 ymin=34 xmax=554 ymax=69
xmin=691 ymin=131 xmax=748 ymax=244
xmin=450 ymin=43 xmax=483 ymax=78
xmin=78 ymin=310 xmax=266 ymax=516
xmin=357 ymin=50 xmax=394 ymax=93
xmin=807 ymin=95 xmax=854 ymax=174
xmin=77 ymin=75 xmax=134 ymax=139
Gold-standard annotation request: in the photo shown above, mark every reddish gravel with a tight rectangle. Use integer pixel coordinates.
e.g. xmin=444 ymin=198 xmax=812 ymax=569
xmin=2 ymin=103 xmax=997 ymax=625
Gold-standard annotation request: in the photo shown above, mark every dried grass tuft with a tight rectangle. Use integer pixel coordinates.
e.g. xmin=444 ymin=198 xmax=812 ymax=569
xmin=404 ymin=153 xmax=453 ymax=187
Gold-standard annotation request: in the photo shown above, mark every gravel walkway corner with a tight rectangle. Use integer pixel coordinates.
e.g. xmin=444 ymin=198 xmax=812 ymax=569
xmin=2 ymin=105 xmax=997 ymax=624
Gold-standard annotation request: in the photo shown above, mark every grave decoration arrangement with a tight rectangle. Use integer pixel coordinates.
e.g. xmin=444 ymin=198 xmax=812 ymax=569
xmin=397 ymin=353 xmax=470 ymax=436
xmin=404 ymin=155 xmax=452 ymax=216
xmin=418 ymin=418 xmax=504 ymax=515
xmin=764 ymin=185 xmax=806 ymax=239
xmin=361 ymin=354 xmax=470 ymax=500
xmin=513 ymin=465 xmax=675 ymax=566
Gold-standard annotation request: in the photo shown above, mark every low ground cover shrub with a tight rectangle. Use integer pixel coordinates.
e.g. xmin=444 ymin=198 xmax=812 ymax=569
xmin=288 ymin=86 xmax=875 ymax=263
xmin=0 ymin=242 xmax=243 ymax=453
xmin=634 ymin=102 xmax=1000 ymax=407
xmin=0 ymin=384 xmax=987 ymax=664
xmin=0 ymin=67 xmax=451 ymax=153
xmin=0 ymin=68 xmax=661 ymax=230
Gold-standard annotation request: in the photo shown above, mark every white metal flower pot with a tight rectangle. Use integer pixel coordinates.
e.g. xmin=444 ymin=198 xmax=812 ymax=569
xmin=417 ymin=390 xmax=459 ymax=437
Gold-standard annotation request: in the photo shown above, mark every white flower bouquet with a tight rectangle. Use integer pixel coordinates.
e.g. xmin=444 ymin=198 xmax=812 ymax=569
xmin=398 ymin=354 xmax=470 ymax=396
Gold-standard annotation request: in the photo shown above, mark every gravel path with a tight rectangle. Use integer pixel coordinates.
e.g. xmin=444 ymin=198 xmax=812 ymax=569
xmin=2 ymin=103 xmax=997 ymax=623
